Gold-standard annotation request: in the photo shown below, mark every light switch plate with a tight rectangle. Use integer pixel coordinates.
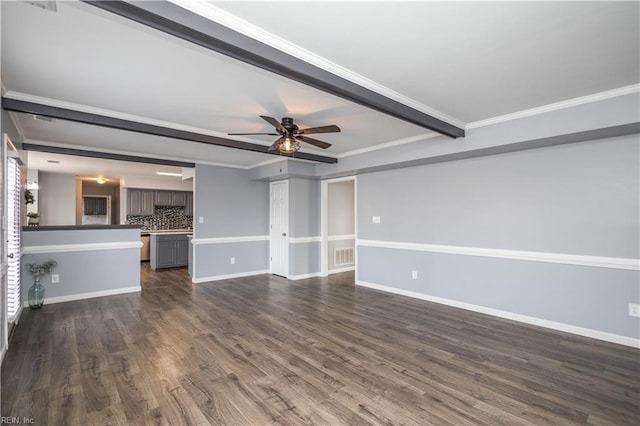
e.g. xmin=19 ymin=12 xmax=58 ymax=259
xmin=372 ymin=216 xmax=381 ymax=224
xmin=198 ymin=216 xmax=204 ymax=224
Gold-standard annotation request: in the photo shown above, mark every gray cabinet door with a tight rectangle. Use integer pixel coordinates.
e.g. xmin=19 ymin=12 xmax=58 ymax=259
xmin=141 ymin=190 xmax=154 ymax=215
xmin=127 ymin=189 xmax=142 ymax=215
xmin=155 ymin=190 xmax=172 ymax=206
xmin=172 ymin=191 xmax=187 ymax=206
xmin=185 ymin=192 xmax=193 ymax=216
xmin=157 ymin=240 xmax=178 ymax=267
xmin=176 ymin=238 xmax=189 ymax=266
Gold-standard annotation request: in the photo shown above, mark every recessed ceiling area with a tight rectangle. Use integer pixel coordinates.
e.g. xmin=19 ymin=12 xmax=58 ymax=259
xmin=26 ymin=150 xmax=188 ymax=183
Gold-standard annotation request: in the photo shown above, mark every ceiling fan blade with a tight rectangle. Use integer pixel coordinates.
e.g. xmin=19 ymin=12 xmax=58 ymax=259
xmin=268 ymin=137 xmax=283 ymax=151
xmin=260 ymin=115 xmax=287 ymax=133
xmin=295 ymin=124 xmax=341 ymax=135
xmin=296 ymin=135 xmax=332 ymax=149
xmin=228 ymin=132 xmax=279 ymax=136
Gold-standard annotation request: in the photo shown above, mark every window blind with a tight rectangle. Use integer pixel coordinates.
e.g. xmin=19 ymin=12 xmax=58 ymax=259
xmin=7 ymin=157 xmax=21 ymax=321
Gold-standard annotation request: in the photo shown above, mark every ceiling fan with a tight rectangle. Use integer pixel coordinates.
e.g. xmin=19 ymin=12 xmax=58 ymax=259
xmin=229 ymin=116 xmax=340 ymax=154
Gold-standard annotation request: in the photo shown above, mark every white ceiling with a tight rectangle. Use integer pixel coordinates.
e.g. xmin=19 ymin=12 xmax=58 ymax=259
xmin=2 ymin=0 xmax=638 ymax=178
xmin=27 ymin=149 xmax=185 ymax=184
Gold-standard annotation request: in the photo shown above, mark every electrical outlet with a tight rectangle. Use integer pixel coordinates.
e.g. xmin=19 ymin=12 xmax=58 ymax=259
xmin=372 ymin=216 xmax=381 ymax=224
xmin=230 ymin=257 xmax=235 ymax=265
xmin=51 ymin=274 xmax=60 ymax=284
xmin=629 ymin=303 xmax=640 ymax=317
xmin=411 ymin=270 xmax=418 ymax=280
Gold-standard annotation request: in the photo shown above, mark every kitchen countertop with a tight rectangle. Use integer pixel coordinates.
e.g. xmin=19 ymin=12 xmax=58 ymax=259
xmin=24 ymin=225 xmax=141 ymax=231
xmin=143 ymin=229 xmax=193 ymax=235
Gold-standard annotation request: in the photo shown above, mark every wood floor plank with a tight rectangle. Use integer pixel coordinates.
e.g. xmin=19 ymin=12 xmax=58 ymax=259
xmin=2 ymin=265 xmax=639 ymax=425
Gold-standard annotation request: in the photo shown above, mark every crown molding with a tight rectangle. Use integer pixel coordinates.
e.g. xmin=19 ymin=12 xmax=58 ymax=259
xmin=338 ymin=132 xmax=441 ymax=159
xmin=467 ymin=84 xmax=640 ymax=130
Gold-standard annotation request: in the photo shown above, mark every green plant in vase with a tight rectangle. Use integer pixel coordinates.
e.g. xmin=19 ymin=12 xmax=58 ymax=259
xmin=26 ymin=260 xmax=57 ymax=309
xmin=27 ymin=211 xmax=40 ymax=226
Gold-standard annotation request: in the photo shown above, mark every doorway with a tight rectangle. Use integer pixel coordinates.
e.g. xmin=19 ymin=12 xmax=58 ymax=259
xmin=270 ymin=180 xmax=289 ymax=277
xmin=321 ymin=177 xmax=356 ymax=278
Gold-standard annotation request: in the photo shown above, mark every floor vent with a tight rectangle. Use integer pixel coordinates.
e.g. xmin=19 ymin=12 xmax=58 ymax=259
xmin=334 ymin=247 xmax=354 ymax=266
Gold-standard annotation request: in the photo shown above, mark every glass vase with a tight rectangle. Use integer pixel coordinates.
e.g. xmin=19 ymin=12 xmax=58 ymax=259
xmin=28 ymin=277 xmax=45 ymax=309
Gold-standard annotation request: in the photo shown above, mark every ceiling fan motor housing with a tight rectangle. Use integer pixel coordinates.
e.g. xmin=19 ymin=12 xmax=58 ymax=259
xmin=281 ymin=117 xmax=299 ymax=134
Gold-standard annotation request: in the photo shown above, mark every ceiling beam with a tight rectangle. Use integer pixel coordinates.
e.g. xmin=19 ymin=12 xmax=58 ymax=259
xmin=21 ymin=143 xmax=196 ymax=168
xmin=1 ymin=98 xmax=338 ymax=164
xmin=82 ymin=0 xmax=465 ymax=139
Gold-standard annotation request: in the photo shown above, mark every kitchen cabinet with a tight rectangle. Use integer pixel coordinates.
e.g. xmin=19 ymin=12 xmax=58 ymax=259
xmin=185 ymin=191 xmax=193 ymax=216
xmin=176 ymin=238 xmax=189 ymax=265
xmin=127 ymin=189 xmax=154 ymax=215
xmin=172 ymin=191 xmax=187 ymax=206
xmin=83 ymin=197 xmax=107 ymax=215
xmin=154 ymin=190 xmax=173 ymax=206
xmin=127 ymin=189 xmax=192 ymax=214
xmin=154 ymin=190 xmax=187 ymax=206
xmin=150 ymin=233 xmax=190 ymax=269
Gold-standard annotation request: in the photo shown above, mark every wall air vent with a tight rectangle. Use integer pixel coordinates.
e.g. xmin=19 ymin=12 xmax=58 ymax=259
xmin=334 ymin=247 xmax=354 ymax=266
xmin=25 ymin=1 xmax=57 ymax=12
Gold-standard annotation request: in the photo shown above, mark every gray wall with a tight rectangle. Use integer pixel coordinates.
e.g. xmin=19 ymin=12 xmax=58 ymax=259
xmin=288 ymin=178 xmax=321 ymax=276
xmin=358 ymin=136 xmax=638 ymax=257
xmin=21 ymin=228 xmax=141 ymax=301
xmin=192 ymin=165 xmax=269 ymax=280
xmin=38 ymin=172 xmax=76 ymax=226
xmin=290 ymin=241 xmax=321 ymax=276
xmin=357 ymin=134 xmax=640 ymax=339
xmin=328 ymin=180 xmax=355 ymax=236
xmin=195 ymin=165 xmax=268 ymax=238
xmin=289 ymin=178 xmax=320 ymax=238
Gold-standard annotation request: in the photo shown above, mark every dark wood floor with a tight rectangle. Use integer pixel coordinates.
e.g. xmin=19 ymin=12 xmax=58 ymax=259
xmin=2 ymin=264 xmax=639 ymax=425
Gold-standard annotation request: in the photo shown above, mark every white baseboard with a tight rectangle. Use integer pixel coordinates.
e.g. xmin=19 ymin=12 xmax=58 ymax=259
xmin=328 ymin=266 xmax=355 ymax=275
xmin=192 ymin=269 xmax=269 ymax=283
xmin=22 ymin=286 xmax=141 ymax=307
xmin=287 ymin=272 xmax=322 ymax=280
xmin=356 ymin=280 xmax=640 ymax=348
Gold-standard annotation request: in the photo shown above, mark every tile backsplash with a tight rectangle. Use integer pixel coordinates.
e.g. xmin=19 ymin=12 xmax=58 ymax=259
xmin=127 ymin=206 xmax=192 ymax=230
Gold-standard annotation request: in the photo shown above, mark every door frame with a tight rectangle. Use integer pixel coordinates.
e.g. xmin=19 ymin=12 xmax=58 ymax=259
xmin=320 ymin=176 xmax=357 ymax=278
xmin=269 ymin=180 xmax=289 ymax=277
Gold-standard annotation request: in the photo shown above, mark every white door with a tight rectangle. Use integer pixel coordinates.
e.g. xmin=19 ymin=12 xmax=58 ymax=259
xmin=270 ymin=181 xmax=289 ymax=277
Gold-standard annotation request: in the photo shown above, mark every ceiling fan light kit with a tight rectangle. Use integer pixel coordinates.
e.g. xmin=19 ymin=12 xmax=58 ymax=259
xmin=274 ymin=136 xmax=300 ymax=154
xmin=229 ymin=116 xmax=340 ymax=155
